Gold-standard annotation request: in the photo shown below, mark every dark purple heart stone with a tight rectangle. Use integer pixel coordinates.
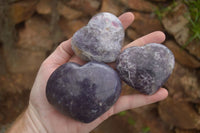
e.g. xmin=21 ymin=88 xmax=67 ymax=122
xmin=116 ymin=43 xmax=175 ymax=95
xmin=46 ymin=61 xmax=121 ymax=123
xmin=71 ymin=12 xmax=124 ymax=63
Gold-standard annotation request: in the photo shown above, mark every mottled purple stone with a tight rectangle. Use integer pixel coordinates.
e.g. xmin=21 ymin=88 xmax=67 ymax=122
xmin=46 ymin=61 xmax=121 ymax=123
xmin=71 ymin=12 xmax=124 ymax=63
xmin=116 ymin=43 xmax=175 ymax=95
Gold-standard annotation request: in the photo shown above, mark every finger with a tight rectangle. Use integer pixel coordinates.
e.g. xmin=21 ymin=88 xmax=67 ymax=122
xmin=122 ymin=31 xmax=166 ymax=51
xmin=87 ymin=88 xmax=168 ymax=129
xmin=119 ymin=12 xmax=134 ymax=29
xmin=112 ymin=88 xmax=168 ymax=114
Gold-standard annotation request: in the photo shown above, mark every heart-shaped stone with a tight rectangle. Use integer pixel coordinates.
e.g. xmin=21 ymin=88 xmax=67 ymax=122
xmin=116 ymin=43 xmax=175 ymax=95
xmin=71 ymin=12 xmax=124 ymax=63
xmin=46 ymin=61 xmax=121 ymax=123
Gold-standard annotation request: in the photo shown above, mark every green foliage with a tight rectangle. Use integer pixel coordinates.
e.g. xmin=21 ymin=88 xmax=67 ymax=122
xmin=128 ymin=117 xmax=135 ymax=126
xmin=118 ymin=111 xmax=127 ymax=116
xmin=154 ymin=0 xmax=178 ymax=20
xmin=155 ymin=0 xmax=200 ymax=46
xmin=142 ymin=127 xmax=150 ymax=133
xmin=117 ymin=111 xmax=136 ymax=126
xmin=184 ymin=0 xmax=200 ymax=46
xmin=117 ymin=111 xmax=150 ymax=131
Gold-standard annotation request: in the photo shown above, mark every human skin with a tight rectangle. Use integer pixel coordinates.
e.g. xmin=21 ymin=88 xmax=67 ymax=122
xmin=6 ymin=12 xmax=168 ymax=133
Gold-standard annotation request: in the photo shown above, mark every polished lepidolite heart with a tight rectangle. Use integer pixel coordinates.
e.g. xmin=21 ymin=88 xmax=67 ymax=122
xmin=71 ymin=12 xmax=124 ymax=63
xmin=46 ymin=61 xmax=121 ymax=123
xmin=116 ymin=43 xmax=175 ymax=95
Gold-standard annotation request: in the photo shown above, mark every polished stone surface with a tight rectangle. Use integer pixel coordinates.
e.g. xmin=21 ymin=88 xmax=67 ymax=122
xmin=46 ymin=61 xmax=121 ymax=123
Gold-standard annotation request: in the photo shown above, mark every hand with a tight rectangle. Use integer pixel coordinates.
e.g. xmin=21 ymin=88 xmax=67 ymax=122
xmin=8 ymin=12 xmax=168 ymax=133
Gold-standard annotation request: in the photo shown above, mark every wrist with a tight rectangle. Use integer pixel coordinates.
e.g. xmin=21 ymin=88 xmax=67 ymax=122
xmin=6 ymin=104 xmax=47 ymax=133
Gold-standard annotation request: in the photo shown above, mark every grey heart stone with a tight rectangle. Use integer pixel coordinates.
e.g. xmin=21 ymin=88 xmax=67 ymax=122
xmin=116 ymin=43 xmax=175 ymax=95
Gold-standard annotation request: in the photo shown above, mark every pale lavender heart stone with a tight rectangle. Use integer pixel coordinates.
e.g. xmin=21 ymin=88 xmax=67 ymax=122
xmin=71 ymin=12 xmax=124 ymax=63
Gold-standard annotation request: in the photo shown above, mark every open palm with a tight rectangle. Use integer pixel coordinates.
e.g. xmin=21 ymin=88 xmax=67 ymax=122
xmin=28 ymin=12 xmax=168 ymax=133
